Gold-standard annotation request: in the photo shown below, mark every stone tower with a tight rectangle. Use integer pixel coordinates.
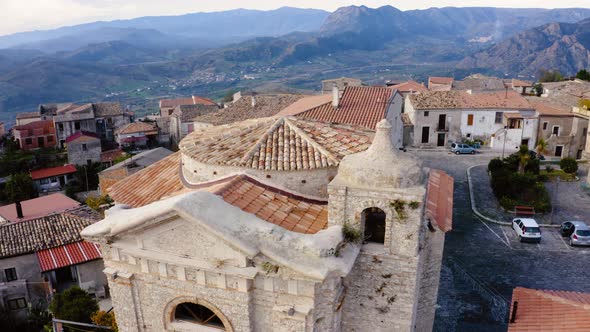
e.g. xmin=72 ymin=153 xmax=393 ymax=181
xmin=328 ymin=119 xmax=449 ymax=332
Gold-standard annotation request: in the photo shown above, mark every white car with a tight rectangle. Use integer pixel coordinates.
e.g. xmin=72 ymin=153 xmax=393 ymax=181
xmin=512 ymin=218 xmax=542 ymax=243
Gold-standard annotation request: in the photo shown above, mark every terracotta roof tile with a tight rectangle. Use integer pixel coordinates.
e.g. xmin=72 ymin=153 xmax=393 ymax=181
xmin=409 ymin=90 xmax=532 ymax=110
xmin=389 ymin=81 xmax=429 ymax=94
xmin=425 ymin=169 xmax=454 ymax=233
xmin=0 ymin=193 xmax=80 ymax=223
xmin=179 ymin=117 xmax=374 ymax=171
xmin=508 ymin=287 xmax=590 ymax=331
xmin=429 ymin=76 xmax=454 ymax=85
xmin=276 ymin=94 xmax=333 ymax=117
xmin=31 ymin=164 xmax=77 ymax=180
xmin=16 ymin=111 xmax=41 ymax=120
xmin=531 ymin=102 xmax=573 ymax=116
xmin=65 ymin=131 xmax=99 ymax=143
xmin=295 ymin=86 xmax=395 ymax=129
xmin=116 ymin=122 xmax=158 ymax=135
xmin=512 ymin=79 xmax=533 ymax=88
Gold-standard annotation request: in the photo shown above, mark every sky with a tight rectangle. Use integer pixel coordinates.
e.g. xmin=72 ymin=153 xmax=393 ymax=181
xmin=2 ymin=0 xmax=590 ymax=36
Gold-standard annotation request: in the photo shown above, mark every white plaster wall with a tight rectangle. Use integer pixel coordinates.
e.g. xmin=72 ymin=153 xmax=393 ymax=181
xmin=460 ymin=110 xmax=510 ymax=142
xmin=386 ymin=93 xmax=404 ymax=149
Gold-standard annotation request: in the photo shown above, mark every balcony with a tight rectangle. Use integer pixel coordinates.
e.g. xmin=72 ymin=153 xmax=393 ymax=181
xmin=436 ymin=124 xmax=448 ymax=132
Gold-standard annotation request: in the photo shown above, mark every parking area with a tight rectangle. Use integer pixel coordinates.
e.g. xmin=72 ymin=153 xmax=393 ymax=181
xmin=491 ymin=222 xmax=590 ymax=253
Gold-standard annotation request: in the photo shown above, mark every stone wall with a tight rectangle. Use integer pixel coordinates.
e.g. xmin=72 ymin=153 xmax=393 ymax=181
xmin=0 ymin=254 xmax=48 ymax=319
xmin=76 ymin=259 xmax=108 ymax=294
xmin=67 ymin=138 xmax=102 ymax=166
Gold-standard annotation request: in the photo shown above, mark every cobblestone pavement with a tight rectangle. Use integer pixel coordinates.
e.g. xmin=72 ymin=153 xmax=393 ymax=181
xmin=408 ymin=151 xmax=590 ymax=332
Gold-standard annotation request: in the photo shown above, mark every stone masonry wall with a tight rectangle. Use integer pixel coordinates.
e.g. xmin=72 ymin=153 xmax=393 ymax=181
xmin=415 ymin=227 xmax=445 ymax=332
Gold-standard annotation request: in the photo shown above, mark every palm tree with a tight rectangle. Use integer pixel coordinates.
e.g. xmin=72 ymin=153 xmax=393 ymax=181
xmin=518 ymin=145 xmax=530 ymax=174
xmin=535 ymin=138 xmax=548 ymax=159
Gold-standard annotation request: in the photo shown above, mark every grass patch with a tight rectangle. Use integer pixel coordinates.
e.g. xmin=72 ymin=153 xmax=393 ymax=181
xmin=539 ymin=169 xmax=576 ymax=181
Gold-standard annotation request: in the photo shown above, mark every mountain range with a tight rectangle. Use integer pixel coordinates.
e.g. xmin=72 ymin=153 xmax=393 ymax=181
xmin=2 ymin=5 xmax=590 ymax=124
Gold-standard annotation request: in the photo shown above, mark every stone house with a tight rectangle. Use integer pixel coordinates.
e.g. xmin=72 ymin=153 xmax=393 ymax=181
xmin=427 ymin=77 xmax=454 ymax=91
xmin=83 ymin=117 xmax=454 ymax=332
xmin=12 ymin=120 xmax=57 ymax=150
xmin=169 ymin=104 xmax=219 ymax=144
xmin=52 ymin=104 xmax=97 ymax=148
xmin=159 ymin=96 xmax=218 ymax=118
xmin=0 ymin=207 xmax=104 ymax=322
xmin=93 ymin=102 xmax=132 ymax=142
xmin=115 ymin=122 xmax=159 ymax=148
xmin=405 ymin=90 xmax=538 ymax=151
xmin=31 ymin=164 xmax=77 ymax=194
xmin=531 ymin=103 xmax=588 ymax=159
xmin=66 ymin=132 xmax=102 ymax=166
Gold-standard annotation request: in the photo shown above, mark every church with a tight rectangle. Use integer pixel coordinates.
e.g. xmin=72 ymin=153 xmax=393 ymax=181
xmin=82 ymin=116 xmax=453 ymax=332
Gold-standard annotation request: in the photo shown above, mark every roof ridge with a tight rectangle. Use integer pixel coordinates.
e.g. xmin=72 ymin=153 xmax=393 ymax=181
xmin=535 ymin=289 xmax=590 ymax=310
xmin=239 ymin=117 xmax=287 ymax=166
xmin=283 ymin=117 xmax=340 ymax=166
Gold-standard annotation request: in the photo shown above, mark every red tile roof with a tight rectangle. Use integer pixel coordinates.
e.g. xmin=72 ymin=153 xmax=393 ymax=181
xmin=13 ymin=120 xmax=55 ymax=135
xmin=425 ymin=169 xmax=454 ymax=232
xmin=410 ymin=90 xmax=533 ymax=110
xmin=116 ymin=122 xmax=158 ymax=135
xmin=0 ymin=193 xmax=80 ymax=223
xmin=389 ymin=81 xmax=429 ymax=94
xmin=531 ymin=102 xmax=573 ymax=116
xmin=508 ymin=287 xmax=590 ymax=331
xmin=65 ymin=131 xmax=99 ymax=143
xmin=36 ymin=241 xmax=101 ymax=272
xmin=512 ymin=79 xmax=533 ymax=88
xmin=429 ymin=76 xmax=454 ymax=85
xmin=31 ymin=164 xmax=77 ymax=180
xmin=295 ymin=86 xmax=396 ymax=129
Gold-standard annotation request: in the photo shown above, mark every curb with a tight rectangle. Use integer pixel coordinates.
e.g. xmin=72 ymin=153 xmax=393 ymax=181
xmin=466 ymin=165 xmax=559 ymax=228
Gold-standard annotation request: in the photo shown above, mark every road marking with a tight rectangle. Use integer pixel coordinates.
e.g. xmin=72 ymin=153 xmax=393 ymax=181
xmin=475 ymin=215 xmax=511 ymax=249
xmin=558 ymin=235 xmax=572 ymax=251
xmin=500 ymin=227 xmax=510 ymax=245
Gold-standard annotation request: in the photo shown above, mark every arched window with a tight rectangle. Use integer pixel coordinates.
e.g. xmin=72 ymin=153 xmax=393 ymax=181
xmin=362 ymin=207 xmax=386 ymax=244
xmin=173 ymin=302 xmax=226 ymax=331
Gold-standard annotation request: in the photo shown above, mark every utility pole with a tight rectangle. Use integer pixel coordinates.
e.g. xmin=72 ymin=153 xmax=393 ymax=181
xmin=502 ymin=129 xmax=508 ymax=160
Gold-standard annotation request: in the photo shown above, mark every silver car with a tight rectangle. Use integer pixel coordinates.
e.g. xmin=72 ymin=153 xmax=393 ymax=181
xmin=450 ymin=143 xmax=476 ymax=155
xmin=560 ymin=221 xmax=590 ymax=246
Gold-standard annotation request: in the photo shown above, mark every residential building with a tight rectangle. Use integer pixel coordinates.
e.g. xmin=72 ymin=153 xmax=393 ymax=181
xmin=428 ymin=76 xmax=454 ymax=91
xmin=98 ymin=147 xmax=173 ymax=194
xmin=277 ymin=86 xmax=405 ymax=149
xmin=66 ymin=132 xmax=102 ymax=166
xmin=31 ymin=164 xmax=77 ymax=193
xmin=100 ymin=149 xmax=127 ymax=167
xmin=15 ymin=112 xmax=41 ymax=126
xmin=0 ymin=193 xmax=79 ymax=223
xmin=159 ymin=96 xmax=218 ymax=117
xmin=405 ymin=90 xmax=537 ymax=150
xmin=388 ymin=80 xmax=429 ymax=95
xmin=507 ymin=287 xmax=590 ymax=331
xmin=12 ymin=120 xmax=57 ymax=150
xmin=93 ymin=102 xmax=132 ymax=142
xmin=82 ymin=118 xmax=453 ymax=332
xmin=169 ymin=104 xmax=219 ymax=144
xmin=53 ymin=104 xmax=97 ymax=148
xmin=0 ymin=207 xmax=104 ymax=321
xmin=531 ymin=102 xmax=588 ymax=159
xmin=535 ymin=80 xmax=590 ymax=109
xmin=115 ymin=122 xmax=159 ymax=148
xmin=511 ymin=79 xmax=534 ymax=95
xmin=155 ymin=117 xmax=171 ymax=144
xmin=452 ymin=74 xmax=509 ymax=92
xmin=193 ymin=94 xmax=304 ymax=129
xmin=321 ymin=77 xmax=363 ymax=94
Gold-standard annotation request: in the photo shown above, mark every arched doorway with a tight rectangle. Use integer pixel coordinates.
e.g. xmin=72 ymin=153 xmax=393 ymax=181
xmin=362 ymin=207 xmax=386 ymax=244
xmin=172 ymin=302 xmax=227 ymax=331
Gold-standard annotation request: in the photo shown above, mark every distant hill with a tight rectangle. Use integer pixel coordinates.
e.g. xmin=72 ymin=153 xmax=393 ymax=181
xmin=458 ymin=18 xmax=590 ymax=76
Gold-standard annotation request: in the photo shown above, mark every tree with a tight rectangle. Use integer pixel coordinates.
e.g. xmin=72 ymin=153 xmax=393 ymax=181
xmin=535 ymin=138 xmax=548 ymax=158
xmin=533 ymin=83 xmax=544 ymax=97
xmin=538 ymin=69 xmax=564 ymax=83
xmin=4 ymin=173 xmax=36 ymax=203
xmin=517 ymin=145 xmax=530 ymax=175
xmin=560 ymin=157 xmax=578 ymax=174
xmin=576 ymin=69 xmax=590 ymax=81
xmin=48 ymin=286 xmax=98 ymax=324
xmin=91 ymin=311 xmax=118 ymax=332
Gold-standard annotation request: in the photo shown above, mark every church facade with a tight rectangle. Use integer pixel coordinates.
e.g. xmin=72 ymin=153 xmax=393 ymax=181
xmin=82 ymin=118 xmax=453 ymax=332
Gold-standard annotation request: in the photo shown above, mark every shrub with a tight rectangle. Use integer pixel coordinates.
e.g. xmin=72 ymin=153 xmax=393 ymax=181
xmin=91 ymin=311 xmax=118 ymax=332
xmin=560 ymin=157 xmax=578 ymax=174
xmin=342 ymin=223 xmax=363 ymax=244
xmin=499 ymin=196 xmax=517 ymax=211
xmin=49 ymin=286 xmax=98 ymax=324
xmin=488 ymin=158 xmax=504 ymax=174
xmin=545 ymin=165 xmax=554 ymax=173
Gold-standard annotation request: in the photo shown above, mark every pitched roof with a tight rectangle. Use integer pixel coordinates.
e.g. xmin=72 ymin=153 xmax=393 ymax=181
xmin=0 ymin=206 xmax=101 ymax=258
xmin=276 ymin=94 xmax=333 ymax=117
xmin=13 ymin=119 xmax=54 ymax=131
xmin=160 ymin=96 xmax=217 ymax=108
xmin=59 ymin=103 xmax=93 ymax=114
xmin=16 ymin=111 xmax=40 ymax=120
xmin=116 ymin=122 xmax=158 ymax=135
xmin=173 ymin=104 xmax=219 ymax=122
xmin=531 ymin=102 xmax=573 ymax=116
xmin=181 ymin=174 xmax=328 ymax=234
xmin=37 ymin=241 xmax=101 ymax=272
xmin=31 ymin=164 xmax=77 ymax=180
xmin=429 ymin=76 xmax=454 ymax=85
xmin=179 ymin=117 xmax=374 ymax=171
xmin=192 ymin=94 xmax=304 ymax=126
xmin=425 ymin=169 xmax=454 ymax=232
xmin=93 ymin=102 xmax=123 ymax=117
xmin=107 ymin=152 xmax=184 ymax=208
xmin=512 ymin=79 xmax=533 ymax=88
xmin=294 ymin=86 xmax=396 ymax=129
xmin=65 ymin=131 xmax=100 ymax=144
xmin=0 ymin=193 xmax=80 ymax=223
xmin=409 ymin=90 xmax=532 ymax=110
xmin=389 ymin=81 xmax=429 ymax=94
xmin=508 ymin=287 xmax=590 ymax=331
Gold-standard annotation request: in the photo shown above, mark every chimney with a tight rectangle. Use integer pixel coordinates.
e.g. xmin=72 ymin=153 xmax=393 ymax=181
xmin=251 ymin=96 xmax=257 ymax=108
xmin=15 ymin=201 xmax=24 ymax=219
xmin=332 ymin=85 xmax=340 ymax=108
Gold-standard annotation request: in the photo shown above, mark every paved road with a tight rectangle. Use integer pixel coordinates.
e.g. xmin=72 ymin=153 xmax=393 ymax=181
xmin=408 ymin=151 xmax=590 ymax=332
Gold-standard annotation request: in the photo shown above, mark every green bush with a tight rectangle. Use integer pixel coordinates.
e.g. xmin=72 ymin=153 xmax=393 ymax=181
xmin=560 ymin=157 xmax=578 ymax=174
xmin=49 ymin=286 xmax=98 ymax=324
xmin=499 ymin=196 xmax=517 ymax=210
xmin=488 ymin=158 xmax=504 ymax=174
xmin=545 ymin=165 xmax=554 ymax=173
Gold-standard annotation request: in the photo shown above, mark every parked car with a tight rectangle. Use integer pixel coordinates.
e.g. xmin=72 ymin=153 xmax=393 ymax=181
xmin=560 ymin=221 xmax=590 ymax=246
xmin=512 ymin=218 xmax=542 ymax=243
xmin=451 ymin=143 xmax=476 ymax=155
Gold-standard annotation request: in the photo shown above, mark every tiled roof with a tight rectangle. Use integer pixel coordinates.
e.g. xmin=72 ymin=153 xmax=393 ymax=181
xmin=512 ymin=79 xmax=533 ymax=88
xmin=173 ymin=104 xmax=219 ymax=122
xmin=37 ymin=241 xmax=101 ymax=272
xmin=31 ymin=164 xmax=77 ymax=180
xmin=0 ymin=193 xmax=80 ymax=223
xmin=508 ymin=287 xmax=590 ymax=331
xmin=182 ymin=174 xmax=328 ymax=234
xmin=0 ymin=206 xmax=101 ymax=258
xmin=429 ymin=76 xmax=454 ymax=85
xmin=16 ymin=111 xmax=40 ymax=120
xmin=409 ymin=90 xmax=532 ymax=110
xmin=531 ymin=102 xmax=573 ymax=116
xmin=276 ymin=94 xmax=333 ymax=117
xmin=107 ymin=152 xmax=183 ymax=208
xmin=93 ymin=102 xmax=123 ymax=117
xmin=180 ymin=117 xmax=374 ymax=171
xmin=13 ymin=119 xmax=54 ymax=131
xmin=389 ymin=81 xmax=429 ymax=94
xmin=116 ymin=122 xmax=158 ymax=135
xmin=59 ymin=103 xmax=93 ymax=114
xmin=65 ymin=131 xmax=100 ymax=144
xmin=425 ymin=169 xmax=454 ymax=233
xmin=101 ymin=149 xmax=126 ymax=163
xmin=193 ymin=94 xmax=304 ymax=126
xmin=160 ymin=96 xmax=217 ymax=108
xmin=295 ymin=86 xmax=396 ymax=129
